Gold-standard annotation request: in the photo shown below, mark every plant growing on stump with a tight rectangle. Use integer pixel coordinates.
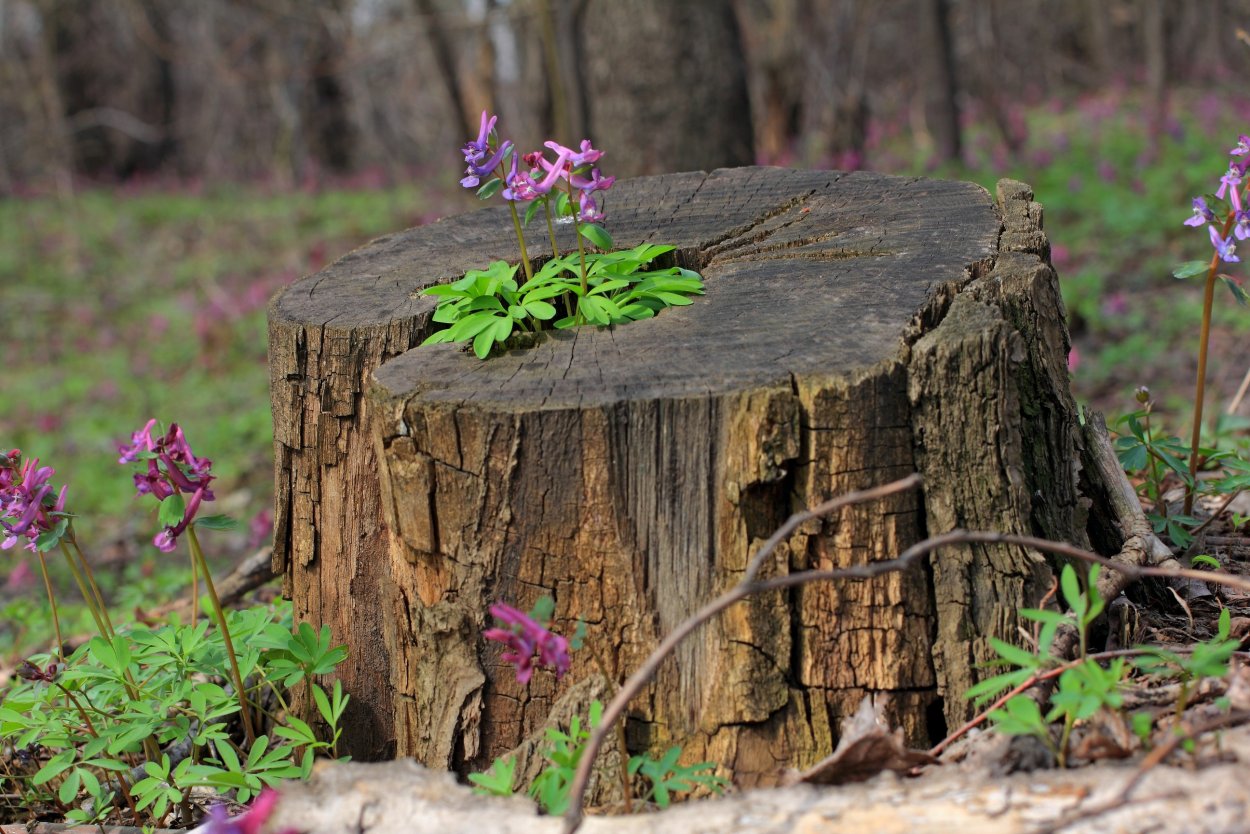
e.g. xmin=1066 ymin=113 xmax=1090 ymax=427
xmin=425 ymin=112 xmax=705 ymax=358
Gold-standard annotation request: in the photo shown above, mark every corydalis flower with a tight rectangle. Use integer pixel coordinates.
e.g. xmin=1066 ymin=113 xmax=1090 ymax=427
xmin=1217 ymin=159 xmax=1249 ymax=199
xmin=460 ymin=111 xmax=513 ymax=189
xmin=0 ymin=453 xmax=68 ymax=553
xmin=505 ymin=148 xmax=572 ymax=202
xmin=119 ymin=420 xmax=216 ymax=552
xmin=194 ymin=788 xmax=292 ymax=834
xmin=1210 ymin=225 xmax=1240 ymax=263
xmin=483 ymin=602 xmax=570 ymax=685
xmin=1185 ymin=196 xmax=1217 ymax=228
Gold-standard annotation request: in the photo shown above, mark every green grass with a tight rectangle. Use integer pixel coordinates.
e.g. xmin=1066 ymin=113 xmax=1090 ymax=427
xmin=887 ymin=89 xmax=1250 ymax=417
xmin=1 ymin=178 xmax=461 ymax=541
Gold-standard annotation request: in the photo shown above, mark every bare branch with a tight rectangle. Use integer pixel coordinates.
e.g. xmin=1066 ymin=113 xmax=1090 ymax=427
xmin=562 ymin=510 xmax=1250 ymax=832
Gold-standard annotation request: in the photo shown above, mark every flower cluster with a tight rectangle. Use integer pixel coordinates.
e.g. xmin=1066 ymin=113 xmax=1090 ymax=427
xmin=118 ymin=419 xmax=215 ymax=553
xmin=460 ymin=111 xmax=616 ymax=224
xmin=1186 ymin=136 xmax=1250 ymax=264
xmin=0 ymin=450 xmax=68 ymax=552
xmin=460 ymin=111 xmax=512 ymax=189
xmin=483 ymin=602 xmax=571 ymax=685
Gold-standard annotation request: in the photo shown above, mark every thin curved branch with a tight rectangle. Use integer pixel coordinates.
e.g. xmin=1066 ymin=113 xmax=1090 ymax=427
xmin=562 ymin=521 xmax=1250 ymax=833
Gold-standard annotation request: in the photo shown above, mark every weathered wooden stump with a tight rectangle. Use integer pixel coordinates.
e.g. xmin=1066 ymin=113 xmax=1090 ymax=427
xmin=268 ymin=168 xmax=1083 ymax=780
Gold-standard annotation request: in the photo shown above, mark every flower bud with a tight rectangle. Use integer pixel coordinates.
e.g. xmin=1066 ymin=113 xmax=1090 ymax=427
xmin=1135 ymin=386 xmax=1151 ymax=404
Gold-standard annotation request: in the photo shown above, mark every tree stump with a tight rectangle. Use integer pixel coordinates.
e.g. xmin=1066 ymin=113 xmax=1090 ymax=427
xmin=268 ymin=168 xmax=1083 ymax=781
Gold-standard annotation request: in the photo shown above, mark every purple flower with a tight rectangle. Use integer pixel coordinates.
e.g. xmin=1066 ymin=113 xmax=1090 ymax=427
xmin=544 ymin=139 xmax=603 ymax=167
xmin=570 ymin=168 xmax=615 ymax=195
xmin=578 ymin=191 xmax=605 ymax=223
xmin=118 ymin=418 xmax=159 ymax=464
xmin=483 ymin=602 xmax=571 ymax=685
xmin=1232 ymin=134 xmax=1250 ymax=156
xmin=1185 ymin=196 xmax=1217 ymax=228
xmin=460 ymin=111 xmax=513 ymax=190
xmin=462 ymin=111 xmax=498 ymax=168
xmin=507 ymin=150 xmax=572 ymax=202
xmin=133 ymin=460 xmax=174 ymax=500
xmin=1217 ymin=160 xmax=1248 ymax=198
xmin=0 ymin=455 xmax=68 ymax=552
xmin=1210 ymin=225 xmax=1241 ymax=263
xmin=120 ymin=420 xmax=216 ymax=552
xmin=1235 ymin=209 xmax=1250 ymax=241
xmin=194 ymin=788 xmax=287 ymax=834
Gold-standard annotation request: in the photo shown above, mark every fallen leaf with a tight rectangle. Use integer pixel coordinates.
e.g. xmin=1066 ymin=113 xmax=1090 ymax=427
xmin=795 ymin=695 xmax=937 ymax=785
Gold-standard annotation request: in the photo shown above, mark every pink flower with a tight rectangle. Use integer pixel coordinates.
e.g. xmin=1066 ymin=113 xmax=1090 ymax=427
xmin=120 ymin=420 xmax=217 ymax=552
xmin=194 ymin=788 xmax=288 ymax=834
xmin=0 ymin=455 xmax=68 ymax=552
xmin=483 ymin=602 xmax=571 ymax=685
xmin=118 ymin=418 xmax=160 ymax=464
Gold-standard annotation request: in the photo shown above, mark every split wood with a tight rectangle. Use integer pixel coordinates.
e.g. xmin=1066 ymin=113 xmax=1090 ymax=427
xmin=561 ymin=474 xmax=1250 ymax=833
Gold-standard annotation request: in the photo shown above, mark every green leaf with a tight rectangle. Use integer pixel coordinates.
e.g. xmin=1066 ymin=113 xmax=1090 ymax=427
xmin=578 ymin=223 xmax=613 ymax=251
xmin=35 ymin=517 xmax=69 ymax=552
xmin=469 ymin=757 xmax=517 ymax=797
xmin=194 ymin=514 xmax=238 ymax=531
xmin=446 ymin=311 xmax=502 ymax=342
xmin=473 ymin=327 xmax=496 ymax=359
xmin=476 ymin=179 xmax=504 ymax=200
xmin=1220 ymin=274 xmax=1250 ymax=306
xmin=1059 ymin=565 xmax=1085 ymax=620
xmin=59 ymin=768 xmax=81 ymax=804
xmin=33 ymin=749 xmax=77 ymax=785
xmin=989 ymin=637 xmax=1041 ymax=670
xmin=158 ymin=492 xmax=186 ymax=530
xmin=273 ymin=717 xmax=317 ymax=745
xmin=523 ymin=198 xmax=543 ymax=227
xmin=1173 ymin=260 xmax=1210 ymax=280
xmin=1191 ymin=554 xmax=1220 ymax=569
xmin=523 ymin=300 xmax=557 ymax=320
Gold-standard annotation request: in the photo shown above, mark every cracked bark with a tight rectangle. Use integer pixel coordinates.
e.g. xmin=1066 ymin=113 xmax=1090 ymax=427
xmin=270 ymin=167 xmax=1087 ymax=782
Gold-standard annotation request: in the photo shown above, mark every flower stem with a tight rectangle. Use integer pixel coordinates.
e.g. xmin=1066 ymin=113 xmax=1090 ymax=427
xmin=60 ymin=538 xmax=162 ymax=763
xmin=543 ymin=199 xmax=560 ymax=259
xmin=187 ymin=527 xmax=256 ymax=744
xmin=35 ymin=551 xmax=64 ymax=659
xmin=1185 ymin=211 xmax=1235 ymax=515
xmin=59 ymin=542 xmax=110 ymax=640
xmin=567 ymin=180 xmax=589 ymax=324
xmin=67 ymin=530 xmax=113 ymax=635
xmin=190 ymin=546 xmax=199 ymax=624
xmin=544 ymin=200 xmax=574 ymax=318
xmin=508 ymin=202 xmax=535 ymax=284
xmin=1142 ymin=408 xmax=1165 ymax=516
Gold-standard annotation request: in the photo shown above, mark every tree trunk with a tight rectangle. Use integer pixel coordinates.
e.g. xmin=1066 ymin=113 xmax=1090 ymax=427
xmin=268 ymin=167 xmax=1083 ymax=782
xmin=579 ymin=0 xmax=754 ymax=176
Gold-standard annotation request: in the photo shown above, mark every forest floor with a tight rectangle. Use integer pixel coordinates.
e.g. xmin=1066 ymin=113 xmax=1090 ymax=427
xmin=4 ymin=86 xmax=1250 ymax=829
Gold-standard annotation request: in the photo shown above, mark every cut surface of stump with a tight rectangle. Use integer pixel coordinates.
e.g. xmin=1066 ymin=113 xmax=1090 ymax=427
xmin=269 ymin=167 xmax=1081 ymax=782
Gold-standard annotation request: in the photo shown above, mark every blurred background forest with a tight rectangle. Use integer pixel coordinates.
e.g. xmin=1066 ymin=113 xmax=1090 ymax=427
xmin=5 ymin=0 xmax=1250 ymax=624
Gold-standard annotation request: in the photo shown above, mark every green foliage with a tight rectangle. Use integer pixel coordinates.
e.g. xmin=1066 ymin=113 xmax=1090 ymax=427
xmin=421 ymin=244 xmax=704 ymax=358
xmin=967 ymin=565 xmax=1123 ymax=766
xmin=0 ymin=601 xmax=349 ymax=825
xmin=1 ymin=181 xmax=438 ymax=535
xmin=471 ymin=699 xmax=726 ymax=814
xmin=627 ymin=747 xmax=728 ymax=809
xmin=467 ymin=756 xmax=517 ymax=797
xmin=1132 ymin=607 xmax=1239 ymax=715
xmin=965 ymin=563 xmax=1243 ymax=768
